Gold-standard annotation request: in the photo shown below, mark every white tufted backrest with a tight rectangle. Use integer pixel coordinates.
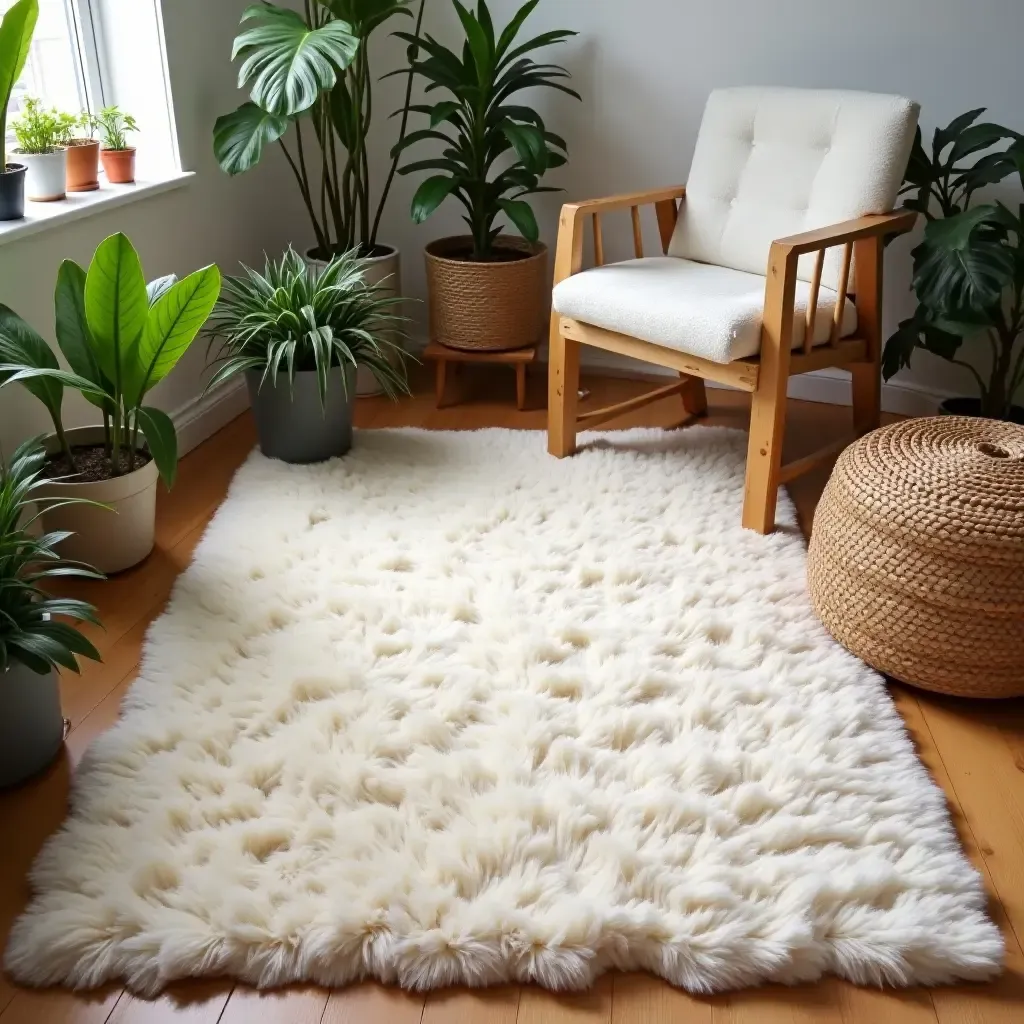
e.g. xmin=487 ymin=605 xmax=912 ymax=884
xmin=669 ymin=87 xmax=920 ymax=290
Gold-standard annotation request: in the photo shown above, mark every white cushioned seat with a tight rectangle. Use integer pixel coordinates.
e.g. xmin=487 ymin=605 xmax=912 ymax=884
xmin=552 ymin=256 xmax=858 ymax=364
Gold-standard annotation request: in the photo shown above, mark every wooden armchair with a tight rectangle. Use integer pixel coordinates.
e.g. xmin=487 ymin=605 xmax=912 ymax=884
xmin=547 ymin=88 xmax=920 ymax=533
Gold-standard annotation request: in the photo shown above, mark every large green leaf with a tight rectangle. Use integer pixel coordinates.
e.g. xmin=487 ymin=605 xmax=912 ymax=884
xmin=452 ymin=0 xmax=493 ymax=86
xmin=214 ymin=101 xmax=291 ymax=175
xmin=500 ymin=121 xmax=547 ymax=173
xmin=497 ymin=198 xmax=538 ymax=242
xmin=0 ymin=0 xmax=38 ymax=160
xmin=54 ymin=259 xmax=112 ymax=413
xmin=233 ymin=4 xmax=359 ymax=116
xmin=914 ymin=205 xmax=1015 ymax=314
xmin=131 ymin=265 xmax=221 ymax=403
xmin=0 ymin=304 xmax=63 ymax=423
xmin=136 ymin=406 xmax=178 ymax=490
xmin=933 ymin=108 xmax=984 ymax=159
xmin=949 ymin=122 xmax=1020 ymax=164
xmin=85 ymin=232 xmax=148 ymax=396
xmin=410 ymin=175 xmax=455 ymax=223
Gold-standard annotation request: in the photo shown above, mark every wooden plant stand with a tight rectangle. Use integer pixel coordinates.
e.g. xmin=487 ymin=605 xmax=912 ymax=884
xmin=424 ymin=342 xmax=538 ymax=411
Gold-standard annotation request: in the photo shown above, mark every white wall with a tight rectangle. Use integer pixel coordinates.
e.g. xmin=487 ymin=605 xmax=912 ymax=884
xmin=0 ymin=0 xmax=307 ymax=454
xmin=375 ymin=0 xmax=1024 ymax=412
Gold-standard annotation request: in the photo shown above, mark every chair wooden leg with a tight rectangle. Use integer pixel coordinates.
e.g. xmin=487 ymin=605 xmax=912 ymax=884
xmin=434 ymin=356 xmax=447 ymax=409
xmin=851 ymin=361 xmax=881 ymax=436
xmin=548 ymin=319 xmax=580 ymax=458
xmin=742 ymin=379 xmax=788 ymax=534
xmin=680 ymin=373 xmax=708 ymax=418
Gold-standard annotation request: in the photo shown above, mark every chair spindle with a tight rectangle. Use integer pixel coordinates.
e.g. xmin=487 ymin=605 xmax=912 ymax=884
xmin=804 ymin=249 xmax=826 ymax=354
xmin=593 ymin=213 xmax=605 ymax=266
xmin=830 ymin=242 xmax=854 ymax=347
xmin=631 ymin=206 xmax=644 ymax=259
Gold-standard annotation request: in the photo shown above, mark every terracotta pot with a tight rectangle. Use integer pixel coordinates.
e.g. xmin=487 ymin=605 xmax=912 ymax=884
xmin=425 ymin=235 xmax=548 ymax=352
xmin=15 ymin=148 xmax=67 ymax=202
xmin=101 ymin=147 xmax=136 ymax=184
xmin=304 ymin=243 xmax=403 ymax=397
xmin=66 ymin=138 xmax=100 ymax=192
xmin=38 ymin=426 xmax=158 ymax=574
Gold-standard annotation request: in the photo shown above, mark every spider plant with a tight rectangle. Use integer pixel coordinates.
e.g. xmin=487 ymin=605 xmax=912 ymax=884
xmin=205 ymin=247 xmax=410 ymax=402
xmin=0 ymin=437 xmax=102 ymax=676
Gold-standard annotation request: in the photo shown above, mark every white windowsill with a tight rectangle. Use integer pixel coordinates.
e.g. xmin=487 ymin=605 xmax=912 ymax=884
xmin=0 ymin=170 xmax=194 ymax=246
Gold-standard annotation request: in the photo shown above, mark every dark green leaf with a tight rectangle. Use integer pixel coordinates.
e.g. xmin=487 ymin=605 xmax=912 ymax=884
xmin=410 ymin=175 xmax=455 ymax=223
xmin=213 ymin=102 xmax=291 ymax=176
xmin=497 ymin=198 xmax=538 ymax=242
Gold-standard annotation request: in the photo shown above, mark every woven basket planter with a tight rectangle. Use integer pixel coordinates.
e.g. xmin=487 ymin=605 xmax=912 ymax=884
xmin=808 ymin=417 xmax=1024 ymax=698
xmin=425 ymin=235 xmax=547 ymax=352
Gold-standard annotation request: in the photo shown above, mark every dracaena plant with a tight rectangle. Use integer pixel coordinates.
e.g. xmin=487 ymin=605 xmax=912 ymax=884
xmin=214 ymin=0 xmax=427 ymax=257
xmin=0 ymin=0 xmax=38 ymax=170
xmin=883 ymin=109 xmax=1024 ymax=420
xmin=396 ymin=0 xmax=579 ymax=261
xmin=0 ymin=437 xmax=102 ymax=676
xmin=0 ymin=232 xmax=221 ymax=488
xmin=205 ymin=247 xmax=409 ymax=401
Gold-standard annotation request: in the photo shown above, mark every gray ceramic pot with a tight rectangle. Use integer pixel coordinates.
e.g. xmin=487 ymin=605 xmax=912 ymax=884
xmin=247 ymin=366 xmax=356 ymax=464
xmin=0 ymin=661 xmax=64 ymax=788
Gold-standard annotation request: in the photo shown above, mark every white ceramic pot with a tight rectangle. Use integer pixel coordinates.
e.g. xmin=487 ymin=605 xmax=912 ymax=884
xmin=15 ymin=148 xmax=67 ymax=202
xmin=304 ymin=244 xmax=403 ymax=397
xmin=38 ymin=426 xmax=158 ymax=574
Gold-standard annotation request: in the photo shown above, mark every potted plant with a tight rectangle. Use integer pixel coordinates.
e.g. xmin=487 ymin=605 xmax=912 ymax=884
xmin=0 ymin=437 xmax=102 ymax=787
xmin=92 ymin=106 xmax=138 ymax=184
xmin=65 ymin=111 xmax=100 ymax=192
xmin=884 ymin=109 xmax=1024 ymax=422
xmin=205 ymin=247 xmax=408 ymax=464
xmin=0 ymin=232 xmax=221 ymax=572
xmin=0 ymin=0 xmax=37 ymax=221
xmin=10 ymin=97 xmax=77 ymax=202
xmin=213 ymin=0 xmax=426 ymax=394
xmin=398 ymin=0 xmax=579 ymax=352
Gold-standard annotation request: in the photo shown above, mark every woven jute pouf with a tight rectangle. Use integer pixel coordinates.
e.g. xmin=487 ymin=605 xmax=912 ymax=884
xmin=808 ymin=416 xmax=1024 ymax=698
xmin=425 ymin=235 xmax=547 ymax=352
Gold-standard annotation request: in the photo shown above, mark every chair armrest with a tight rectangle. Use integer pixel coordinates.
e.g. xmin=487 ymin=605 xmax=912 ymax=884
xmin=771 ymin=211 xmax=917 ymax=258
xmin=553 ymin=186 xmax=687 ymax=285
xmin=560 ymin=186 xmax=687 ymax=220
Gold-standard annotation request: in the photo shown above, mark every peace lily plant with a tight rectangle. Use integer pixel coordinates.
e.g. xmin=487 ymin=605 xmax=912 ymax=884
xmin=0 ymin=232 xmax=221 ymax=572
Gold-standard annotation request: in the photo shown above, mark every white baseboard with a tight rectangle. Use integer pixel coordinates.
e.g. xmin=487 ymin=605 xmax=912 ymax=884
xmin=170 ymin=379 xmax=249 ymax=457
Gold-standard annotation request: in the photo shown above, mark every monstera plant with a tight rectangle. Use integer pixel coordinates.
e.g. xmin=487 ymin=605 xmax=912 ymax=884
xmin=214 ymin=0 xmax=426 ymax=259
xmin=884 ymin=109 xmax=1024 ymax=421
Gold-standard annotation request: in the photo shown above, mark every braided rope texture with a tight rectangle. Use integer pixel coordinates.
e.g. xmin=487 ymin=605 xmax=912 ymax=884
xmin=808 ymin=416 xmax=1024 ymax=698
xmin=426 ymin=235 xmax=548 ymax=352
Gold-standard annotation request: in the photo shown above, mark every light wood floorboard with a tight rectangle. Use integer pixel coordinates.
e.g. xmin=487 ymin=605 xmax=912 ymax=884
xmin=1 ymin=367 xmax=1021 ymax=1023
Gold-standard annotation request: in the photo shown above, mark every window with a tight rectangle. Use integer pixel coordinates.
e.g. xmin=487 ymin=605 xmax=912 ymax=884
xmin=2 ymin=0 xmax=102 ymax=134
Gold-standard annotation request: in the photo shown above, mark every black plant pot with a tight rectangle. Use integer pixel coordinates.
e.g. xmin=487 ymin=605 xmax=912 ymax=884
xmin=939 ymin=396 xmax=1024 ymax=425
xmin=0 ymin=163 xmax=26 ymax=221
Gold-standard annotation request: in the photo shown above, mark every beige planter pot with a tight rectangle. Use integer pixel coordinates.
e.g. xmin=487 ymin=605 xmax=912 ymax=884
xmin=304 ymin=244 xmax=403 ymax=397
xmin=425 ymin=235 xmax=548 ymax=352
xmin=38 ymin=427 xmax=158 ymax=574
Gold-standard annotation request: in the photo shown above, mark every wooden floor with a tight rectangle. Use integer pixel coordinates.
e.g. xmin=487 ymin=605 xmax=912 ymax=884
xmin=2 ymin=367 xmax=1023 ymax=1024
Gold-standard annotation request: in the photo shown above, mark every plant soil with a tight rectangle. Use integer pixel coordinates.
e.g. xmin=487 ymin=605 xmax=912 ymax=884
xmin=46 ymin=444 xmax=152 ymax=483
xmin=308 ymin=243 xmax=396 ymax=262
xmin=445 ymin=244 xmax=532 ymax=264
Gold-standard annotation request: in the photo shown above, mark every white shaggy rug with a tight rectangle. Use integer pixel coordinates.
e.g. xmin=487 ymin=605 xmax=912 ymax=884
xmin=6 ymin=428 xmax=1002 ymax=995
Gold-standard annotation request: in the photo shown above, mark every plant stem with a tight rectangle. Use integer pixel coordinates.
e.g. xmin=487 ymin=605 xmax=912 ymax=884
xmin=371 ymin=0 xmax=427 ymax=247
xmin=52 ymin=417 xmax=76 ymax=472
xmin=279 ymin=134 xmax=327 ymax=254
xmin=102 ymin=411 xmax=111 ymax=456
xmin=358 ymin=47 xmax=371 ymax=247
xmin=111 ymin=404 xmax=121 ymax=478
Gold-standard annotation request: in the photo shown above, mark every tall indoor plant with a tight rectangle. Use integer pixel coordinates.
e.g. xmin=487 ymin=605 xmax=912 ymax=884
xmin=0 ymin=0 xmax=38 ymax=221
xmin=0 ymin=437 xmax=102 ymax=786
xmin=399 ymin=0 xmax=579 ymax=351
xmin=214 ymin=0 xmax=426 ymax=393
xmin=206 ymin=247 xmax=408 ymax=463
xmin=884 ymin=109 xmax=1024 ymax=422
xmin=0 ymin=232 xmax=221 ymax=572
